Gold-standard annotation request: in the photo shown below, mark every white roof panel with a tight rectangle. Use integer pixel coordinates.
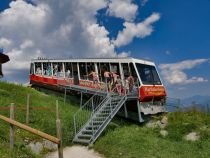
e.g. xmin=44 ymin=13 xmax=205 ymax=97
xmin=31 ymin=57 xmax=155 ymax=66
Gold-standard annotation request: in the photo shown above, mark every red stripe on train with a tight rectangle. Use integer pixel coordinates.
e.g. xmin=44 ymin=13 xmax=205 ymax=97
xmin=139 ymin=86 xmax=167 ymax=101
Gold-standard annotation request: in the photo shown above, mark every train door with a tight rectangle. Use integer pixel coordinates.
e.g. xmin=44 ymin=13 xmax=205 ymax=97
xmin=72 ymin=63 xmax=79 ymax=85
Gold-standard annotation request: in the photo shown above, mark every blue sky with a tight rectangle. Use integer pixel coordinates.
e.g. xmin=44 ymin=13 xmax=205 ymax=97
xmin=0 ymin=0 xmax=210 ymax=98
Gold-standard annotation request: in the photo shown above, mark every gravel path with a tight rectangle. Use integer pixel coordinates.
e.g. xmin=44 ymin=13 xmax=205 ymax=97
xmin=46 ymin=145 xmax=103 ymax=158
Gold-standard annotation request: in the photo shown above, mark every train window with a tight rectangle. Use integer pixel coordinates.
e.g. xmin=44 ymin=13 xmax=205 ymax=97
xmin=72 ymin=63 xmax=79 ymax=84
xmin=129 ymin=63 xmax=140 ymax=85
xmin=46 ymin=63 xmax=53 ymax=76
xmin=97 ymin=63 xmax=102 ymax=82
xmin=30 ymin=63 xmax=34 ymax=74
xmin=79 ymin=63 xmax=87 ymax=80
xmin=51 ymin=63 xmax=56 ymax=76
xmin=100 ymin=63 xmax=110 ymax=82
xmin=135 ymin=63 xmax=161 ymax=85
xmin=110 ymin=63 xmax=120 ymax=75
xmin=87 ymin=63 xmax=95 ymax=80
xmin=65 ymin=62 xmax=73 ymax=78
xmin=57 ymin=62 xmax=63 ymax=78
xmin=122 ymin=63 xmax=129 ymax=79
xmin=43 ymin=63 xmax=50 ymax=75
xmin=35 ymin=62 xmax=41 ymax=75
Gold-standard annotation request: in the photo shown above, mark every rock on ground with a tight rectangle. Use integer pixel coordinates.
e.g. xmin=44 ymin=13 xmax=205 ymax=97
xmin=146 ymin=121 xmax=159 ymax=128
xmin=160 ymin=130 xmax=168 ymax=137
xmin=27 ymin=139 xmax=57 ymax=155
xmin=45 ymin=145 xmax=103 ymax=158
xmin=27 ymin=142 xmax=43 ymax=155
xmin=184 ymin=132 xmax=199 ymax=141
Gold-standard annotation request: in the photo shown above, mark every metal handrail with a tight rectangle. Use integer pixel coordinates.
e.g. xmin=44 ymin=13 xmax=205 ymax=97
xmin=73 ymin=93 xmax=107 ymax=136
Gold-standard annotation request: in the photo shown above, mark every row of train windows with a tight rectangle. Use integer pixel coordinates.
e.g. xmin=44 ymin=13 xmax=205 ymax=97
xmin=31 ymin=62 xmax=138 ymax=82
xmin=31 ymin=62 xmax=161 ymax=85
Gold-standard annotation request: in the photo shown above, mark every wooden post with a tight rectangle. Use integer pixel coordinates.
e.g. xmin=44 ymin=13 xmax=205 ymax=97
xmin=26 ymin=94 xmax=30 ymax=124
xmin=10 ymin=103 xmax=15 ymax=150
xmin=56 ymin=100 xmax=59 ymax=120
xmin=56 ymin=119 xmax=63 ymax=158
xmin=56 ymin=100 xmax=63 ymax=158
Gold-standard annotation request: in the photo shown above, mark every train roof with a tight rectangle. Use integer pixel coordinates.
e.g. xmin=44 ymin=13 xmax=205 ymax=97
xmin=31 ymin=57 xmax=156 ymax=66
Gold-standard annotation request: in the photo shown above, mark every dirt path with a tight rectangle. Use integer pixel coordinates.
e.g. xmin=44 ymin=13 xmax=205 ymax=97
xmin=46 ymin=145 xmax=103 ymax=158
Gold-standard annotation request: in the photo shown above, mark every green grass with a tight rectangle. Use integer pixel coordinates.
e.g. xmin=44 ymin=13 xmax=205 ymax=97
xmin=0 ymin=81 xmax=80 ymax=157
xmin=94 ymin=111 xmax=210 ymax=158
xmin=1 ymin=81 xmax=210 ymax=158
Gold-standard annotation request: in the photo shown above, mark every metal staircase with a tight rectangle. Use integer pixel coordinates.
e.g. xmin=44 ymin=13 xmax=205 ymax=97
xmin=73 ymin=93 xmax=127 ymax=145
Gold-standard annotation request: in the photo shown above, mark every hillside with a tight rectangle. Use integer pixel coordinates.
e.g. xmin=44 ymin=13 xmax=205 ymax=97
xmin=1 ymin=82 xmax=210 ymax=158
xmin=0 ymin=81 xmax=80 ymax=157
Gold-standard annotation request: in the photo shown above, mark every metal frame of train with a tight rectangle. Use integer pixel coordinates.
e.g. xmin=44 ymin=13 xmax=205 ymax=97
xmin=29 ymin=57 xmax=167 ymax=120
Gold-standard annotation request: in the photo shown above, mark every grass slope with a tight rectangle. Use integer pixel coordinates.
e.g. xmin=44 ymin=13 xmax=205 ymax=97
xmin=1 ymin=81 xmax=210 ymax=158
xmin=0 ymin=81 xmax=80 ymax=157
xmin=94 ymin=111 xmax=210 ymax=158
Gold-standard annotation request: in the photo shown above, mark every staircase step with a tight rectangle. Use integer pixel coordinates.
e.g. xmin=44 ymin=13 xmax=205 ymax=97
xmin=78 ymin=134 xmax=92 ymax=139
xmin=92 ymin=118 xmax=106 ymax=122
xmin=102 ymin=106 xmax=111 ymax=110
xmin=82 ymin=129 xmax=94 ymax=134
xmin=86 ymin=125 xmax=100 ymax=130
xmin=96 ymin=113 xmax=109 ymax=117
xmin=99 ymin=110 xmax=111 ymax=114
xmin=93 ymin=120 xmax=104 ymax=124
xmin=89 ymin=121 xmax=103 ymax=126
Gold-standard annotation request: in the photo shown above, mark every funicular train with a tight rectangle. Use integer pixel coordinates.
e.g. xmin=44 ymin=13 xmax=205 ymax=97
xmin=29 ymin=57 xmax=167 ymax=119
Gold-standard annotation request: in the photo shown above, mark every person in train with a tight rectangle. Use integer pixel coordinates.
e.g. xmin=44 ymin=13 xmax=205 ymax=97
xmin=47 ymin=65 xmax=52 ymax=76
xmin=110 ymin=71 xmax=119 ymax=90
xmin=127 ymin=74 xmax=134 ymax=94
xmin=88 ymin=70 xmax=99 ymax=83
xmin=104 ymin=69 xmax=111 ymax=91
xmin=66 ymin=69 xmax=71 ymax=78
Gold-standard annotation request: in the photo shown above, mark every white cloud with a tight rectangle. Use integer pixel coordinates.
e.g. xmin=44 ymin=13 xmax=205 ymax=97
xmin=20 ymin=40 xmax=34 ymax=49
xmin=0 ymin=0 xmax=160 ymax=82
xmin=117 ymin=51 xmax=131 ymax=57
xmin=86 ymin=23 xmax=115 ymax=57
xmin=0 ymin=0 xmax=115 ymax=77
xmin=159 ymin=59 xmax=208 ymax=85
xmin=113 ymin=12 xmax=160 ymax=47
xmin=0 ymin=38 xmax=12 ymax=48
xmin=107 ymin=0 xmax=138 ymax=21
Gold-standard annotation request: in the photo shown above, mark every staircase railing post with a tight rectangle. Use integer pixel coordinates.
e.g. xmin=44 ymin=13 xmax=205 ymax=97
xmin=110 ymin=98 xmax=112 ymax=113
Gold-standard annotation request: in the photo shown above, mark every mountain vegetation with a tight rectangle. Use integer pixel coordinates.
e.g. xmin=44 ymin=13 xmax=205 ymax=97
xmin=0 ymin=81 xmax=210 ymax=158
